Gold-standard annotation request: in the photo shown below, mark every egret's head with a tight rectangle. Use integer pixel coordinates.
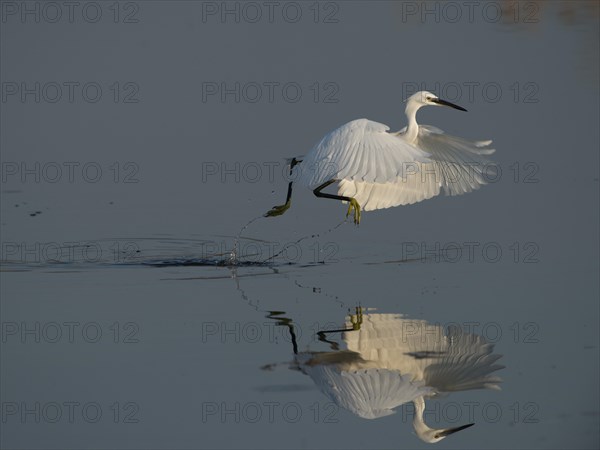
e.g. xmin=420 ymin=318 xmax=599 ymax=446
xmin=417 ymin=422 xmax=475 ymax=443
xmin=413 ymin=396 xmax=475 ymax=443
xmin=406 ymin=91 xmax=467 ymax=112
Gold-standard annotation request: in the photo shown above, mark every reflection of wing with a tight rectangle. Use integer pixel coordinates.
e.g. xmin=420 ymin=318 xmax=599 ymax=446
xmin=343 ymin=313 xmax=447 ymax=378
xmin=422 ymin=326 xmax=504 ymax=392
xmin=342 ymin=313 xmax=503 ymax=392
xmin=297 ymin=355 xmax=433 ymax=419
xmin=294 ymin=312 xmax=503 ymax=424
xmin=336 ymin=125 xmax=495 ymax=211
xmin=295 ymin=119 xmax=430 ymax=189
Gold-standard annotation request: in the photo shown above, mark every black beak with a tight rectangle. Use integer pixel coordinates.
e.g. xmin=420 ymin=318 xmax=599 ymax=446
xmin=432 ymin=98 xmax=467 ymax=112
xmin=437 ymin=423 xmax=475 ymax=438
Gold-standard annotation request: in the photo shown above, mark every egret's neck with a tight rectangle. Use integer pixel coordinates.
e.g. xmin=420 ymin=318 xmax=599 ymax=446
xmin=412 ymin=396 xmax=435 ymax=442
xmin=403 ymin=101 xmax=421 ymax=144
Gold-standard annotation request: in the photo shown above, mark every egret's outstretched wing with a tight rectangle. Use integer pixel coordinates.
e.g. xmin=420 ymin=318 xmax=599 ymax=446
xmin=413 ymin=125 xmax=495 ymax=196
xmin=294 ymin=119 xmax=430 ymax=189
xmin=421 ymin=326 xmax=504 ymax=392
xmin=299 ymin=362 xmax=433 ymax=419
xmin=343 ymin=313 xmax=449 ymax=378
xmin=342 ymin=313 xmax=503 ymax=393
xmin=336 ymin=125 xmax=496 ymax=211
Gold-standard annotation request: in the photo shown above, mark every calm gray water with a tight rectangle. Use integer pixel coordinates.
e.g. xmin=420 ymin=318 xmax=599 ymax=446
xmin=1 ymin=1 xmax=599 ymax=449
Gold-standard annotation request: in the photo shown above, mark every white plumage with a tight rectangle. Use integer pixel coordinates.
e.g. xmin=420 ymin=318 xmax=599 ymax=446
xmin=294 ymin=118 xmax=431 ymax=188
xmin=266 ymin=91 xmax=496 ymax=223
xmin=337 ymin=124 xmax=495 ymax=211
xmin=341 ymin=313 xmax=504 ymax=392
xmin=296 ymin=354 xmax=433 ymax=419
xmin=295 ymin=310 xmax=504 ymax=442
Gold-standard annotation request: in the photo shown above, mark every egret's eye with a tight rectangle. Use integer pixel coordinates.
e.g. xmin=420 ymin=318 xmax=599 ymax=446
xmin=426 ymin=96 xmax=432 ymax=100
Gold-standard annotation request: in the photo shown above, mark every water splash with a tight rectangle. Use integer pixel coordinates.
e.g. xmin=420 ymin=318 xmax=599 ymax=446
xmin=230 ymin=215 xmax=264 ymax=265
xmin=222 ymin=205 xmax=351 ymax=266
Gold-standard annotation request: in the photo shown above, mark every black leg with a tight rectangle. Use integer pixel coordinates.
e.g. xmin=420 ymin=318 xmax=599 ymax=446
xmin=264 ymin=158 xmax=301 ymax=218
xmin=266 ymin=311 xmax=298 ymax=355
xmin=313 ymin=179 xmax=361 ymax=225
xmin=317 ymin=307 xmax=363 ymax=350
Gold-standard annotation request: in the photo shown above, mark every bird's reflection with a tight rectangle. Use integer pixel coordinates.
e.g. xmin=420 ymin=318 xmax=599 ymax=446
xmin=266 ymin=308 xmax=504 ymax=443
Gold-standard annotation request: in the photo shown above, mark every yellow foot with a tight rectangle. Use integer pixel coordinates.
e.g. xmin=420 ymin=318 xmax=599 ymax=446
xmin=345 ymin=198 xmax=361 ymax=225
xmin=264 ymin=202 xmax=290 ymax=218
xmin=349 ymin=306 xmax=364 ymax=330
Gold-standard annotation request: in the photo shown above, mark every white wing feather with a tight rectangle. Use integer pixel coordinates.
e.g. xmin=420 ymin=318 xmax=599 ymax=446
xmin=298 ymin=363 xmax=433 ymax=419
xmin=422 ymin=326 xmax=504 ymax=392
xmin=343 ymin=313 xmax=504 ymax=393
xmin=337 ymin=125 xmax=496 ymax=211
xmin=294 ymin=119 xmax=430 ymax=189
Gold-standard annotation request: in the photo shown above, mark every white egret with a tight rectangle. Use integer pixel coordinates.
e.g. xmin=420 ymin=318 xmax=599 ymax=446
xmin=274 ymin=309 xmax=503 ymax=443
xmin=265 ymin=91 xmax=495 ymax=224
